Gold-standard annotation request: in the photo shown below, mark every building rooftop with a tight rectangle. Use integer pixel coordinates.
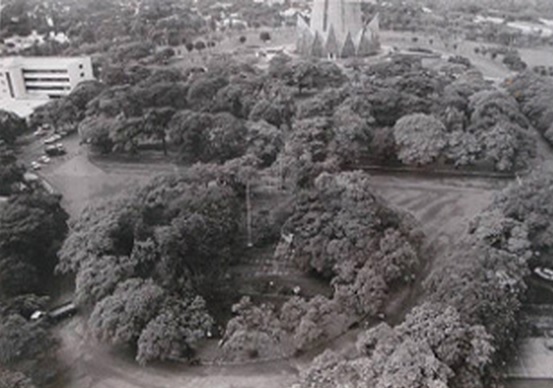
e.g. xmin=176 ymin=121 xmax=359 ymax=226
xmin=0 ymin=56 xmax=89 ymax=68
xmin=0 ymin=97 xmax=49 ymax=118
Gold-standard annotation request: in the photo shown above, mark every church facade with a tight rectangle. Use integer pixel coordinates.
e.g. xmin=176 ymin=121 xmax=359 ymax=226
xmin=297 ymin=0 xmax=380 ymax=59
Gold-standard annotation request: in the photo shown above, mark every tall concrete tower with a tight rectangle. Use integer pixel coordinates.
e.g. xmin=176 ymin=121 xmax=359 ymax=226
xmin=297 ymin=0 xmax=380 ymax=58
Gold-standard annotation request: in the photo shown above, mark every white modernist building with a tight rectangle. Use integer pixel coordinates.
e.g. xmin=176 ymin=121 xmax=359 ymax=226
xmin=0 ymin=56 xmax=94 ymax=101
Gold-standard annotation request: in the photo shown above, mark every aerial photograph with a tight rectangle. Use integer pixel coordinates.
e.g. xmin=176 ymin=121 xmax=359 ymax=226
xmin=1 ymin=0 xmax=553 ymax=387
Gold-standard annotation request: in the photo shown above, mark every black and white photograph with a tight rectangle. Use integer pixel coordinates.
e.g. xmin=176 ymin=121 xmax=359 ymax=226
xmin=1 ymin=0 xmax=553 ymax=387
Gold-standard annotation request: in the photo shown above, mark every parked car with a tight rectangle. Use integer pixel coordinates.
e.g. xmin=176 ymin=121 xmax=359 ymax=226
xmin=30 ymin=310 xmax=47 ymax=320
xmin=30 ymin=302 xmax=77 ymax=323
xmin=49 ymin=302 xmax=77 ymax=321
xmin=39 ymin=155 xmax=51 ymax=164
xmin=30 ymin=161 xmax=41 ymax=170
xmin=534 ymin=267 xmax=553 ymax=282
xmin=45 ymin=144 xmax=66 ymax=156
xmin=43 ymin=136 xmax=56 ymax=145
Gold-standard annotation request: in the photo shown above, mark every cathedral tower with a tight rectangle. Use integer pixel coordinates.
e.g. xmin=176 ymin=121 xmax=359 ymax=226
xmin=297 ymin=0 xmax=380 ymax=59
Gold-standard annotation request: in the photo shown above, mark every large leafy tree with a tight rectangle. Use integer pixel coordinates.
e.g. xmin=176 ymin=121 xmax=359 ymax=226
xmin=0 ymin=110 xmax=26 ymax=145
xmin=0 ymin=314 xmax=54 ymax=365
xmin=0 ymin=192 xmax=68 ymax=296
xmin=0 ymin=145 xmax=24 ymax=196
xmin=0 ymin=368 xmax=36 ymax=388
xmin=393 ymin=113 xmax=447 ymax=166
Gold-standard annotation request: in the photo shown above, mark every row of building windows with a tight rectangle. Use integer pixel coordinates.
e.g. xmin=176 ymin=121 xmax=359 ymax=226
xmin=26 ymin=85 xmax=71 ymax=91
xmin=24 ymin=77 xmax=71 ymax=83
xmin=22 ymin=69 xmax=68 ymax=74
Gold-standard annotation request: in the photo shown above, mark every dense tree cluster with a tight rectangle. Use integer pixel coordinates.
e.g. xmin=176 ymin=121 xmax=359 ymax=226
xmin=299 ymin=170 xmax=553 ymax=387
xmin=29 ymin=80 xmax=106 ymax=130
xmin=36 ymin=52 xmax=533 ymax=173
xmin=220 ymin=172 xmax=424 ymax=360
xmin=0 ymin=0 xmax=206 ymax=58
xmin=0 ymin=192 xmax=68 ymax=297
xmin=505 ymin=71 xmax=553 ymax=145
xmin=0 ymin=141 xmax=68 ymax=385
xmin=300 ymin=303 xmax=493 ymax=388
xmin=0 ymin=292 xmax=58 ymax=386
xmin=0 ymin=145 xmax=24 ymax=196
xmin=58 ymin=172 xmax=245 ymax=364
xmin=0 ymin=110 xmax=27 ymax=145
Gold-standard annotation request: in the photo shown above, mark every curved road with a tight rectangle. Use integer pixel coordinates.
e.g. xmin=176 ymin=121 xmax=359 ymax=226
xmin=40 ymin=142 xmax=502 ymax=388
xmin=17 ymin=32 xmax=530 ymax=388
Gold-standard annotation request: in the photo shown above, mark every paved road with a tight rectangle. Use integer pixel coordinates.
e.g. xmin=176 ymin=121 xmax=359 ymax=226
xmin=42 ymin=145 xmax=502 ymax=388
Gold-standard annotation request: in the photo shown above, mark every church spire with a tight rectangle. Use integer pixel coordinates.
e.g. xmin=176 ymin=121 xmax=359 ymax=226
xmin=297 ymin=0 xmax=380 ymax=58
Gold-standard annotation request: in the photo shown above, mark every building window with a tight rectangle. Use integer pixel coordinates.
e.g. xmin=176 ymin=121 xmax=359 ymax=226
xmin=24 ymin=77 xmax=71 ymax=82
xmin=5 ymin=72 xmax=15 ymax=98
xmin=26 ymin=85 xmax=71 ymax=91
xmin=79 ymin=64 xmax=83 ymax=69
xmin=80 ymin=73 xmax=85 ymax=77
xmin=22 ymin=69 xmax=68 ymax=74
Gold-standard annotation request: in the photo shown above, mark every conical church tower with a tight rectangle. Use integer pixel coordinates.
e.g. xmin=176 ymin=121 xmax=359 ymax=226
xmin=297 ymin=0 xmax=380 ymax=59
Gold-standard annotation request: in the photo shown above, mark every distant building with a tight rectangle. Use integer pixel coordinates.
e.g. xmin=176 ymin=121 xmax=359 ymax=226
xmin=0 ymin=56 xmax=94 ymax=101
xmin=253 ymin=0 xmax=286 ymax=4
xmin=3 ymin=31 xmax=44 ymax=53
xmin=297 ymin=0 xmax=380 ymax=58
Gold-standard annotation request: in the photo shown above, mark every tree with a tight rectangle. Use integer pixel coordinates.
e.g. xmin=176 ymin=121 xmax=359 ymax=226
xmin=143 ymin=107 xmax=175 ymax=155
xmin=0 ymin=192 xmax=68 ymax=295
xmin=393 ymin=113 xmax=447 ymax=165
xmin=168 ymin=110 xmax=212 ymax=162
xmin=185 ymin=42 xmax=194 ymax=53
xmin=212 ymin=81 xmax=260 ymax=119
xmin=0 ymin=145 xmax=24 ymax=196
xmin=136 ymin=296 xmax=213 ymax=365
xmin=78 ymin=116 xmax=116 ymax=153
xmin=330 ymin=104 xmax=372 ymax=167
xmin=194 ymin=40 xmax=206 ymax=52
xmin=221 ymin=297 xmax=285 ymax=361
xmin=0 ymin=368 xmax=36 ymax=388
xmin=239 ymin=35 xmax=246 ymax=44
xmin=0 ymin=110 xmax=26 ymax=144
xmin=89 ymin=278 xmax=166 ymax=346
xmin=202 ymin=113 xmax=248 ymax=163
xmin=187 ymin=75 xmax=228 ymax=111
xmin=259 ymin=31 xmax=271 ymax=43
xmin=0 ymin=314 xmax=54 ymax=364
xmin=246 ymin=120 xmax=283 ymax=167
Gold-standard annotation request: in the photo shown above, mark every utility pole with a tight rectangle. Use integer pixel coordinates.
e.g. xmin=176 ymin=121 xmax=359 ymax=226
xmin=246 ymin=179 xmax=253 ymax=248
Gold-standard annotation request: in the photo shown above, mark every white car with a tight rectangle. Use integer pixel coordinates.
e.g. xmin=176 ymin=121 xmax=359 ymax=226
xmin=44 ymin=137 xmax=56 ymax=145
xmin=534 ymin=267 xmax=553 ymax=282
xmin=39 ymin=156 xmax=51 ymax=164
xmin=51 ymin=134 xmax=62 ymax=142
xmin=31 ymin=310 xmax=47 ymax=320
xmin=31 ymin=161 xmax=41 ymax=170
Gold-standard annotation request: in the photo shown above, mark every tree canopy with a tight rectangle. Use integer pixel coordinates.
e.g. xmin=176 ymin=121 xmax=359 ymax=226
xmin=58 ymin=172 xmax=244 ymax=363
